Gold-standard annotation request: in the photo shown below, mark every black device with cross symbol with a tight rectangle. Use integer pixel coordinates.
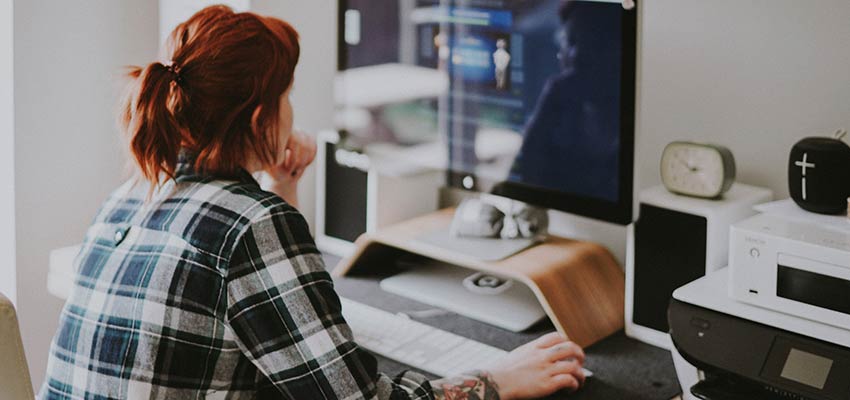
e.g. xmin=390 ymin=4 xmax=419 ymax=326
xmin=788 ymin=134 xmax=850 ymax=215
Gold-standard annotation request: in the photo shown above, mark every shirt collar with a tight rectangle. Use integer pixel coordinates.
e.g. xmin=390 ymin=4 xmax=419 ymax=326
xmin=174 ymin=149 xmax=259 ymax=186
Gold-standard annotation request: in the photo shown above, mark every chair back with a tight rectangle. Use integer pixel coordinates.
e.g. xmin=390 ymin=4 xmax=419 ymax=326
xmin=0 ymin=293 xmax=34 ymax=400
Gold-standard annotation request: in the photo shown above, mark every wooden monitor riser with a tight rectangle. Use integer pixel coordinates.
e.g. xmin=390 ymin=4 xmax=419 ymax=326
xmin=333 ymin=208 xmax=625 ymax=348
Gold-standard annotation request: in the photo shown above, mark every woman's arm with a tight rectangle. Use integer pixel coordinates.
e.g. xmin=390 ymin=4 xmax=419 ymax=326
xmin=263 ymin=130 xmax=317 ymax=209
xmin=225 ymin=203 xmax=504 ymax=399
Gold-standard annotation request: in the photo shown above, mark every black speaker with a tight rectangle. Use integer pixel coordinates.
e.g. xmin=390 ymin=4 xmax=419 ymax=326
xmin=315 ymin=131 xmax=441 ymax=256
xmin=324 ymin=141 xmax=368 ymax=243
xmin=632 ymin=204 xmax=707 ymax=334
xmin=788 ymin=136 xmax=850 ymax=215
xmin=625 ymin=184 xmax=772 ymax=348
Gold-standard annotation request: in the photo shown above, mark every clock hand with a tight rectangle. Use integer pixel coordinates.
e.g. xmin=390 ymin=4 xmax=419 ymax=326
xmin=678 ymin=159 xmax=699 ymax=172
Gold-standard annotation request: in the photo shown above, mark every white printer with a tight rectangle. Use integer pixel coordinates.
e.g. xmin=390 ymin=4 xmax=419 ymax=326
xmin=728 ymin=201 xmax=850 ymax=330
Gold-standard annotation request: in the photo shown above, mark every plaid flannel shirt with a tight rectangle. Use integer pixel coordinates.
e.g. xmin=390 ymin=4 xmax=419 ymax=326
xmin=39 ymin=157 xmax=478 ymax=399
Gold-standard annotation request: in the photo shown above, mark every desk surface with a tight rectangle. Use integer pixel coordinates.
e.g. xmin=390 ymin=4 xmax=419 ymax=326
xmin=324 ymin=254 xmax=682 ymax=400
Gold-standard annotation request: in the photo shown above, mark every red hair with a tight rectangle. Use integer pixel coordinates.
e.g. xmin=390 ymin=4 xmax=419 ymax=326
xmin=120 ymin=5 xmax=300 ymax=185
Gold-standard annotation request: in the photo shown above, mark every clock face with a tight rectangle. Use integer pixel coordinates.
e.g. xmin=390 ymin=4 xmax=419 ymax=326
xmin=661 ymin=142 xmax=734 ymax=198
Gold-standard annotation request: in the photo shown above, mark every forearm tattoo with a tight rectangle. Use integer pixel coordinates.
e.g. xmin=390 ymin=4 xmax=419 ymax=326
xmin=431 ymin=370 xmax=500 ymax=400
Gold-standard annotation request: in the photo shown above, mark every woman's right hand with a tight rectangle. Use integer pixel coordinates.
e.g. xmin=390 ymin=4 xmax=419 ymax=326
xmin=264 ymin=131 xmax=317 ymax=208
xmin=489 ymin=332 xmax=586 ymax=400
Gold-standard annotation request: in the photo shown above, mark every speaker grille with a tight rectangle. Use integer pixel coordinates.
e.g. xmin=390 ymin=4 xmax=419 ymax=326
xmin=324 ymin=142 xmax=368 ymax=243
xmin=633 ymin=204 xmax=707 ymax=333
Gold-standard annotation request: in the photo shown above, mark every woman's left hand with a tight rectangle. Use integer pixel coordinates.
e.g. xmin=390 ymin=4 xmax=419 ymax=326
xmin=265 ymin=130 xmax=317 ymax=208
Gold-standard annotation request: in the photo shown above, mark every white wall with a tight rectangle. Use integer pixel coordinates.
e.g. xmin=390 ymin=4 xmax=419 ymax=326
xmin=251 ymin=0 xmax=338 ymax=228
xmin=14 ymin=1 xmax=158 ymax=388
xmin=638 ymin=0 xmax=850 ymax=198
xmin=269 ymin=0 xmax=850 ymax=264
xmin=0 ymin=0 xmax=14 ymax=304
xmin=159 ymin=0 xmax=250 ymax=46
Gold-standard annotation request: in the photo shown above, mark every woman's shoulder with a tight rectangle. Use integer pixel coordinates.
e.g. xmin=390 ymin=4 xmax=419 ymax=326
xmin=96 ymin=176 xmax=291 ymax=220
xmin=175 ymin=177 xmax=303 ymax=237
xmin=93 ymin=176 xmax=306 ymax=259
xmin=214 ymin=180 xmax=318 ymax=265
xmin=212 ymin=178 xmax=304 ymax=228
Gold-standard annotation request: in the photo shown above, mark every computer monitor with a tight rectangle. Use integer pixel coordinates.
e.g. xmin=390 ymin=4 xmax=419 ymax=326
xmin=337 ymin=0 xmax=637 ymax=225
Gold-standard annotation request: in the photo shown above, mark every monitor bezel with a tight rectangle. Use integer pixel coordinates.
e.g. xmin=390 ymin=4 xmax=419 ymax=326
xmin=337 ymin=0 xmax=638 ymax=225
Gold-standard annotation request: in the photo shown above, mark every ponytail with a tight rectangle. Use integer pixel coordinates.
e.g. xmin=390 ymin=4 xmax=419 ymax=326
xmin=120 ymin=62 xmax=187 ymax=186
xmin=118 ymin=5 xmax=300 ymax=189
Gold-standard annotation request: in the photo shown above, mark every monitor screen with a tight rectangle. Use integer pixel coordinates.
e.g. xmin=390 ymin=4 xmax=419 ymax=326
xmin=337 ymin=0 xmax=636 ymax=224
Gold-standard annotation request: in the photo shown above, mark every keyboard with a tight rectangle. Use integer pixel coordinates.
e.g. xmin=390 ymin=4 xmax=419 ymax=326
xmin=340 ymin=297 xmax=592 ymax=378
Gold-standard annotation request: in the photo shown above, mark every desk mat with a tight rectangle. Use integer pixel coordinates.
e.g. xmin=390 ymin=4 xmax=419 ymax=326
xmin=326 ymin=254 xmax=682 ymax=400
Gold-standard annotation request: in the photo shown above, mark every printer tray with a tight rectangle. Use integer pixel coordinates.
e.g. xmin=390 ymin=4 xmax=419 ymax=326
xmin=691 ymin=374 xmax=786 ymax=400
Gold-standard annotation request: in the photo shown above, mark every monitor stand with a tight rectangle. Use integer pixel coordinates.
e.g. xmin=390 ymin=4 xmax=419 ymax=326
xmin=380 ymin=262 xmax=547 ymax=332
xmin=333 ymin=207 xmax=626 ymax=347
xmin=414 ymin=228 xmax=539 ymax=261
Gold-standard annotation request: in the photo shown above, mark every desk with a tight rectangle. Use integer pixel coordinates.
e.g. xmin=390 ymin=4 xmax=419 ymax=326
xmin=47 ymin=246 xmax=682 ymax=399
xmin=325 ymin=253 xmax=682 ymax=400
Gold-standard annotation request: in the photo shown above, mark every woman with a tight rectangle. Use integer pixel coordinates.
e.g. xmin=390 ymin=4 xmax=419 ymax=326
xmin=40 ymin=6 xmax=586 ymax=399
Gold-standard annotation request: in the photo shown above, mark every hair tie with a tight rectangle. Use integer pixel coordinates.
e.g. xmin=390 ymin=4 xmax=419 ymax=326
xmin=164 ymin=61 xmax=184 ymax=85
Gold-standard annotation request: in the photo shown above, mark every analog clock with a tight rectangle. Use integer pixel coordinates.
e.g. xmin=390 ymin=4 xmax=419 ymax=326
xmin=660 ymin=142 xmax=736 ymax=198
